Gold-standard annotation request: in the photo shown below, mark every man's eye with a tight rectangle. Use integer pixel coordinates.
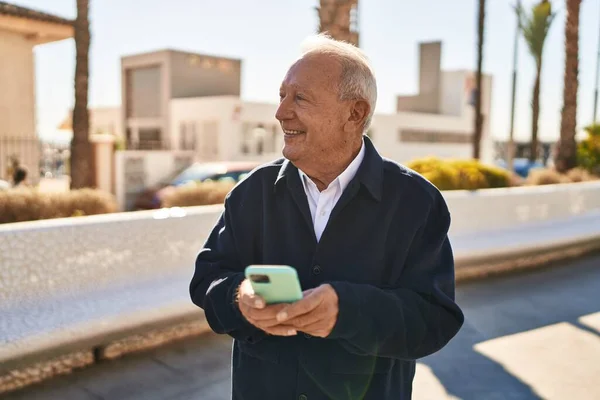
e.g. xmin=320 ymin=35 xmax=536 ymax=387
xmin=295 ymin=95 xmax=305 ymax=101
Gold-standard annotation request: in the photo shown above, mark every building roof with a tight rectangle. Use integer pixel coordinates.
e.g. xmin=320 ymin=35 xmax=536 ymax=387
xmin=0 ymin=1 xmax=73 ymax=26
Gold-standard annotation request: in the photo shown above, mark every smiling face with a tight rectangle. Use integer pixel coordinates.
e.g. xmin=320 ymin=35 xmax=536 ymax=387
xmin=275 ymin=53 xmax=365 ymax=180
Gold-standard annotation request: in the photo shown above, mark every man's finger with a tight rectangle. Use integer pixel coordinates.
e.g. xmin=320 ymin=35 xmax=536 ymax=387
xmin=263 ymin=324 xmax=298 ymax=336
xmin=286 ymin=308 xmax=322 ymax=328
xmin=239 ymin=292 xmax=266 ymax=309
xmin=299 ymin=320 xmax=331 ymax=338
xmin=245 ymin=316 xmax=283 ymax=330
xmin=276 ymin=290 xmax=322 ymax=322
xmin=245 ymin=303 xmax=287 ymax=321
xmin=237 ymin=279 xmax=267 ymax=309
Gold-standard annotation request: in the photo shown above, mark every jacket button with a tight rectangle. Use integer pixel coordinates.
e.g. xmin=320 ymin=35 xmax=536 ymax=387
xmin=299 ymin=395 xmax=308 ymax=400
xmin=304 ymin=333 xmax=312 ymax=339
xmin=312 ymin=265 xmax=321 ymax=275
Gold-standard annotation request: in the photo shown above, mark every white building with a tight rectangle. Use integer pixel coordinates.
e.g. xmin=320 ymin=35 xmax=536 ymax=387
xmin=59 ymin=107 xmax=123 ymax=138
xmin=0 ymin=2 xmax=73 ymax=183
xmin=80 ymin=41 xmax=493 ymax=166
xmin=169 ymin=42 xmax=494 ymax=165
xmin=65 ymin=42 xmax=494 ymax=209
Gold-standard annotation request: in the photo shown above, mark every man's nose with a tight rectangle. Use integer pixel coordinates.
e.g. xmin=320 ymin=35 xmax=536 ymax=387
xmin=275 ymin=97 xmax=293 ymax=121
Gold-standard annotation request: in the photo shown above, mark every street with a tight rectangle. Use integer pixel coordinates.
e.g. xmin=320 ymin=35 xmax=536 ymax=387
xmin=5 ymin=253 xmax=600 ymax=400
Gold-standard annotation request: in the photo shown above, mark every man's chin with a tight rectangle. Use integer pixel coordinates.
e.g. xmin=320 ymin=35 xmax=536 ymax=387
xmin=282 ymin=145 xmax=301 ymax=162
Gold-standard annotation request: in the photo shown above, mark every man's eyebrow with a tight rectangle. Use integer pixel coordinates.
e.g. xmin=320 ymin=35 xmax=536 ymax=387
xmin=291 ymin=84 xmax=315 ymax=97
xmin=280 ymin=83 xmax=314 ymax=95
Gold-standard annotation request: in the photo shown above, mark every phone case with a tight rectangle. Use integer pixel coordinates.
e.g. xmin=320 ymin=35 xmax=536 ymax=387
xmin=245 ymin=265 xmax=303 ymax=304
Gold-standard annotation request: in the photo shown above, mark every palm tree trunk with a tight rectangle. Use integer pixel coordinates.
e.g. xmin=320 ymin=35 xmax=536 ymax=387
xmin=530 ymin=62 xmax=542 ymax=162
xmin=473 ymin=0 xmax=485 ymax=160
xmin=70 ymin=0 xmax=92 ymax=189
xmin=556 ymin=0 xmax=581 ymax=172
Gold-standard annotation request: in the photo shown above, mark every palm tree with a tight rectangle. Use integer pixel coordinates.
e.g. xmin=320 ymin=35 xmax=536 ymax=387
xmin=315 ymin=0 xmax=359 ymax=47
xmin=516 ymin=0 xmax=557 ymax=162
xmin=473 ymin=0 xmax=486 ymax=160
xmin=70 ymin=0 xmax=93 ymax=189
xmin=555 ymin=0 xmax=582 ymax=172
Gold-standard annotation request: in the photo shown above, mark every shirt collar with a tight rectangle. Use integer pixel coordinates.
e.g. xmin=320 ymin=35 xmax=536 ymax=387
xmin=297 ymin=139 xmax=365 ymax=194
xmin=275 ymin=135 xmax=383 ymax=202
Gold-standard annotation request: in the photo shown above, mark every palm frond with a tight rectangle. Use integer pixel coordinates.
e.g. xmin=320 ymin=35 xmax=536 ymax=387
xmin=514 ymin=1 xmax=556 ymax=66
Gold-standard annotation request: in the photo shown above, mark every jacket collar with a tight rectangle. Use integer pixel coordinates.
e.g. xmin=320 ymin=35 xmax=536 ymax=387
xmin=274 ymin=135 xmax=383 ymax=202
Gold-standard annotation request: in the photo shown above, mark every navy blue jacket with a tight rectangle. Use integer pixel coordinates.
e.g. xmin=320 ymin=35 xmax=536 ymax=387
xmin=190 ymin=137 xmax=464 ymax=400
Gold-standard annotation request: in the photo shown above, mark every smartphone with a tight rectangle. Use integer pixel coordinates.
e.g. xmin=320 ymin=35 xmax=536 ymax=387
xmin=245 ymin=265 xmax=303 ymax=304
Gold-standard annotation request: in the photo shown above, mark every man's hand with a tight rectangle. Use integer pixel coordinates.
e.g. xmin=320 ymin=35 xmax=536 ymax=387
xmin=236 ymin=279 xmax=298 ymax=336
xmin=275 ymin=284 xmax=339 ymax=338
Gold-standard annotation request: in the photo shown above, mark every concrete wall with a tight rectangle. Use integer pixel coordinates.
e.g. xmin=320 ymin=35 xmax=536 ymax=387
xmin=121 ymin=50 xmax=243 ymax=150
xmin=170 ymin=96 xmax=284 ymax=162
xmin=0 ymin=30 xmax=35 ymax=139
xmin=121 ymin=51 xmax=171 ymax=146
xmin=169 ymin=51 xmax=241 ymax=99
xmin=126 ymin=65 xmax=162 ymax=119
xmin=444 ymin=181 xmax=600 ymax=236
xmin=2 ymin=181 xmax=599 ymax=306
xmin=90 ymin=133 xmax=115 ymax=194
xmin=397 ymin=42 xmax=441 ymax=114
xmin=370 ymin=111 xmax=473 ymax=163
xmin=170 ymin=96 xmax=239 ymax=161
xmin=0 ymin=205 xmax=222 ymax=306
xmin=114 ymin=150 xmax=196 ymax=210
xmin=91 ymin=107 xmax=123 ymax=138
xmin=440 ymin=71 xmax=466 ymax=117
xmin=60 ymin=107 xmax=123 ymax=139
xmin=170 ymin=96 xmax=495 ymax=164
xmin=0 ymin=30 xmax=40 ymax=182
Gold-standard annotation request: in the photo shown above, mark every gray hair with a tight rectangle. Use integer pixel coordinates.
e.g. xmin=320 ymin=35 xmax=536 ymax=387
xmin=300 ymin=33 xmax=378 ymax=131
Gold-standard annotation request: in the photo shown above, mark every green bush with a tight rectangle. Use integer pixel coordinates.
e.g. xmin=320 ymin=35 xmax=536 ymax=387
xmin=577 ymin=124 xmax=600 ymax=175
xmin=406 ymin=157 xmax=511 ymax=191
xmin=0 ymin=188 xmax=118 ymax=224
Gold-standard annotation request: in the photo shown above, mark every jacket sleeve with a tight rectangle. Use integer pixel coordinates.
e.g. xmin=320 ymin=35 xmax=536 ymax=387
xmin=327 ymin=193 xmax=464 ymax=360
xmin=189 ymin=195 xmax=267 ymax=344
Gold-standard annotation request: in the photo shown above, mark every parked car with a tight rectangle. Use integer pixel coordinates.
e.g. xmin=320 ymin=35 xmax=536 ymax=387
xmin=495 ymin=158 xmax=545 ymax=178
xmin=133 ymin=161 xmax=260 ymax=210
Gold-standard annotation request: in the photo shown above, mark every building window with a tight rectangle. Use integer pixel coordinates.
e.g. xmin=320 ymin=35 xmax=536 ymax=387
xmin=179 ymin=123 xmax=187 ymax=150
xmin=125 ymin=65 xmax=161 ymax=119
xmin=270 ymin=125 xmax=278 ymax=152
xmin=350 ymin=4 xmax=359 ymax=33
xmin=252 ymin=124 xmax=267 ymax=156
xmin=241 ymin=123 xmax=250 ymax=154
xmin=179 ymin=122 xmax=197 ymax=150
xmin=138 ymin=128 xmax=163 ymax=150
xmin=202 ymin=121 xmax=219 ymax=159
xmin=398 ymin=129 xmax=472 ymax=144
xmin=239 ymin=123 xmax=282 ymax=156
xmin=189 ymin=122 xmax=197 ymax=150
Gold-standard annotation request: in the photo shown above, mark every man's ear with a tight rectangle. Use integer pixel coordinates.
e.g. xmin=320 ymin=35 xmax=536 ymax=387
xmin=345 ymin=100 xmax=370 ymax=132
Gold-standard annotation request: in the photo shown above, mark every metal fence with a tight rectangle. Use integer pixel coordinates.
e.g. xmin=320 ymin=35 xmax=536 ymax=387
xmin=0 ymin=136 xmax=42 ymax=184
xmin=126 ymin=139 xmax=171 ymax=151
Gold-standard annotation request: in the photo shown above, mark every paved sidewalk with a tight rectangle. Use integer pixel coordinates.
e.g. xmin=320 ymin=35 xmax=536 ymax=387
xmin=5 ymin=253 xmax=600 ymax=400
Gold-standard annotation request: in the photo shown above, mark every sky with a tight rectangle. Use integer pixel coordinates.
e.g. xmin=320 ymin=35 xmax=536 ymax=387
xmin=11 ymin=0 xmax=600 ymax=144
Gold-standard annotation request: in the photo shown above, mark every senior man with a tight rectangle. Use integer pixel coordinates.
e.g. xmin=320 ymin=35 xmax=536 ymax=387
xmin=190 ymin=34 xmax=464 ymax=400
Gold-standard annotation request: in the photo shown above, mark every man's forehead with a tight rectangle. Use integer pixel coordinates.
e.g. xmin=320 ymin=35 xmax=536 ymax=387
xmin=281 ymin=54 xmax=341 ymax=89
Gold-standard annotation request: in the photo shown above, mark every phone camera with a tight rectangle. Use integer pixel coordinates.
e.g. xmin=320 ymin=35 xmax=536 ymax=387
xmin=250 ymin=274 xmax=270 ymax=284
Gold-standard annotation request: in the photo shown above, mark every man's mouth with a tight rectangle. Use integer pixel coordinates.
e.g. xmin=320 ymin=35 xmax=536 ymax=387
xmin=282 ymin=129 xmax=305 ymax=136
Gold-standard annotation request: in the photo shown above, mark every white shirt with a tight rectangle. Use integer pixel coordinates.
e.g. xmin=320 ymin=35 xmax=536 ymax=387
xmin=298 ymin=141 xmax=366 ymax=242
